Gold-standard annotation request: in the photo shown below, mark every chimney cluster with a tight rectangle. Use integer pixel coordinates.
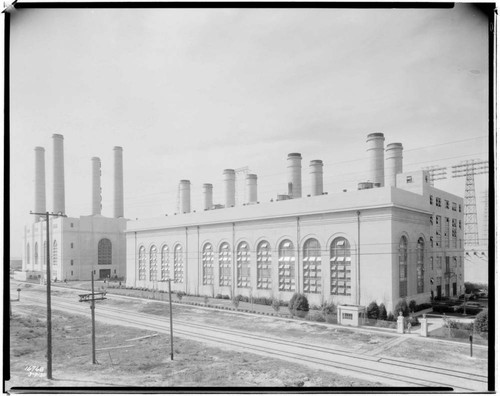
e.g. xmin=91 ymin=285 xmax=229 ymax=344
xmin=33 ymin=135 xmax=125 ymax=218
xmin=364 ymin=132 xmax=403 ymax=188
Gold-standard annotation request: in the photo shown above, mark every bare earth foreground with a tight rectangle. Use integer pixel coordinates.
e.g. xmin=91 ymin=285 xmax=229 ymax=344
xmin=7 ymin=306 xmax=381 ymax=388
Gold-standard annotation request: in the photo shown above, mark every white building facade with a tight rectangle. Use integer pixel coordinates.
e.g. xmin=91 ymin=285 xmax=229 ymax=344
xmin=126 ymin=134 xmax=464 ymax=311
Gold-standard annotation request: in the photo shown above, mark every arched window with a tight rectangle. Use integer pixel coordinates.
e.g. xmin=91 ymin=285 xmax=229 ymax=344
xmin=26 ymin=243 xmax=30 ymax=264
xmin=138 ymin=246 xmax=146 ymax=280
xmin=237 ymin=242 xmax=250 ymax=288
xmin=399 ymin=236 xmax=408 ymax=298
xmin=417 ymin=238 xmax=424 ymax=294
xmin=219 ymin=242 xmax=231 ymax=286
xmin=174 ymin=244 xmax=184 ymax=283
xmin=98 ymin=239 xmax=112 ymax=266
xmin=278 ymin=240 xmax=295 ymax=291
xmin=257 ymin=241 xmax=271 ymax=290
xmin=330 ymin=237 xmax=351 ymax=296
xmin=52 ymin=240 xmax=58 ymax=267
xmin=202 ymin=243 xmax=214 ymax=285
xmin=303 ymin=238 xmax=321 ymax=294
xmin=150 ymin=245 xmax=158 ymax=281
xmin=35 ymin=242 xmax=39 ymax=265
xmin=161 ymin=245 xmax=169 ymax=281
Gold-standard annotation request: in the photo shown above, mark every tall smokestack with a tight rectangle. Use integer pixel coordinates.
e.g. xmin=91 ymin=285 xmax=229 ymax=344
xmin=91 ymin=157 xmax=102 ymax=215
xmin=179 ymin=180 xmax=191 ymax=213
xmin=385 ymin=143 xmax=403 ymax=187
xmin=287 ymin=153 xmax=302 ymax=199
xmin=223 ymin=169 xmax=236 ymax=208
xmin=34 ymin=147 xmax=46 ymax=217
xmin=366 ymin=133 xmax=385 ymax=187
xmin=246 ymin=174 xmax=258 ymax=204
xmin=202 ymin=183 xmax=213 ymax=210
xmin=309 ymin=160 xmax=323 ymax=196
xmin=113 ymin=146 xmax=124 ymax=218
xmin=52 ymin=134 xmax=65 ymax=214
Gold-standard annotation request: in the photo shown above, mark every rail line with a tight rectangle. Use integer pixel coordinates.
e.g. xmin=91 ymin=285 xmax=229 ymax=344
xmin=15 ymin=292 xmax=487 ymax=391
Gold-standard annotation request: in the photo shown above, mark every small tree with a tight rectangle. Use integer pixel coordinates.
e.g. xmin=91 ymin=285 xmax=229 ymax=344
xmin=271 ymin=298 xmax=281 ymax=313
xmin=387 ymin=312 xmax=395 ymax=322
xmin=474 ymin=309 xmax=488 ymax=333
xmin=321 ymin=302 xmax=336 ymax=316
xmin=409 ymin=300 xmax=417 ymax=313
xmin=366 ymin=301 xmax=380 ymax=319
xmin=288 ymin=293 xmax=299 ymax=316
xmin=394 ymin=299 xmax=409 ymax=317
xmin=232 ymin=295 xmax=241 ymax=309
xmin=378 ymin=303 xmax=388 ymax=320
xmin=293 ymin=294 xmax=309 ymax=317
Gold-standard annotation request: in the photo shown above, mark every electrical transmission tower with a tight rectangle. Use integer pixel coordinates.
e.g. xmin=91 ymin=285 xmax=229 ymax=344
xmin=235 ymin=166 xmax=250 ymax=206
xmin=423 ymin=165 xmax=447 ymax=186
xmin=451 ymin=159 xmax=488 ymax=247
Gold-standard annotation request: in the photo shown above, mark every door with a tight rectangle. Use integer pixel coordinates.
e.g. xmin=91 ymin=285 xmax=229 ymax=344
xmin=437 ymin=285 xmax=442 ymax=299
xmin=99 ymin=269 xmax=111 ymax=280
xmin=452 ymin=282 xmax=457 ymax=296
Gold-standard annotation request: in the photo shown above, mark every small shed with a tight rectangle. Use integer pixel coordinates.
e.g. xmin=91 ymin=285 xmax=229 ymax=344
xmin=337 ymin=304 xmax=366 ymax=327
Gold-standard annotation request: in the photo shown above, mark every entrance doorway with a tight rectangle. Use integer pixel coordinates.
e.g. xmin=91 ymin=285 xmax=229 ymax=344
xmin=99 ymin=269 xmax=111 ymax=280
xmin=437 ymin=285 xmax=442 ymax=299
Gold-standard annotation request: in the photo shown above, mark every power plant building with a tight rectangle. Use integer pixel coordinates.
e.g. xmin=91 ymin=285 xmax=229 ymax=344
xmin=125 ymin=133 xmax=465 ymax=311
xmin=21 ymin=134 xmax=127 ymax=282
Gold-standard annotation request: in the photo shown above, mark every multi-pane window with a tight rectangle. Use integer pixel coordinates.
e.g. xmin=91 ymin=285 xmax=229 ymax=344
xmin=430 ymin=256 xmax=434 ymax=271
xmin=174 ymin=244 xmax=184 ymax=283
xmin=452 ymin=202 xmax=457 ymax=211
xmin=98 ymin=238 xmax=112 ymax=265
xmin=445 ymin=256 xmax=450 ymax=273
xmin=445 ymin=200 xmax=450 ymax=209
xmin=435 ymin=215 xmax=441 ymax=247
xmin=138 ymin=246 xmax=146 ymax=280
xmin=452 ymin=219 xmax=457 ymax=248
xmin=436 ymin=256 xmax=442 ymax=269
xmin=459 ymin=204 xmax=462 ymax=213
xmin=459 ymin=256 xmax=463 ymax=268
xmin=219 ymin=242 xmax=231 ymax=286
xmin=161 ymin=245 xmax=169 ymax=281
xmin=430 ymin=195 xmax=433 ymax=205
xmin=202 ymin=243 xmax=214 ymax=285
xmin=35 ymin=242 xmax=39 ymax=265
xmin=278 ymin=240 xmax=295 ymax=291
xmin=303 ymin=238 xmax=321 ymax=294
xmin=436 ymin=197 xmax=441 ymax=207
xmin=417 ymin=238 xmax=424 ymax=294
xmin=444 ymin=217 xmax=450 ymax=248
xmin=430 ymin=237 xmax=433 ymax=248
xmin=26 ymin=243 xmax=30 ymax=264
xmin=52 ymin=240 xmax=58 ymax=267
xmin=399 ymin=236 xmax=408 ymax=298
xmin=257 ymin=241 xmax=272 ymax=289
xmin=237 ymin=242 xmax=251 ymax=288
xmin=330 ymin=238 xmax=351 ymax=296
xmin=149 ymin=245 xmax=158 ymax=281
xmin=430 ymin=216 xmax=433 ymax=225
xmin=459 ymin=220 xmax=462 ymax=229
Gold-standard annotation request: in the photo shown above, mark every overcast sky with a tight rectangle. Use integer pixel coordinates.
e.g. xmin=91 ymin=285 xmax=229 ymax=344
xmin=9 ymin=5 xmax=490 ymax=257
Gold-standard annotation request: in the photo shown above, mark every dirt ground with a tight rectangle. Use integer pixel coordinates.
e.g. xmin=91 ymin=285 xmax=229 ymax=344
xmin=7 ymin=306 xmax=383 ymax=389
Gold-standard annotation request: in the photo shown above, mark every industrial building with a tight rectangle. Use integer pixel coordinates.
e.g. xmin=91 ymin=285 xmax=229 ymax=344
xmin=125 ymin=133 xmax=465 ymax=311
xmin=20 ymin=134 xmax=127 ymax=282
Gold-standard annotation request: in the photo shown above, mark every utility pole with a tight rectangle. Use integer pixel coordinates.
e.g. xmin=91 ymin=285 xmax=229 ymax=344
xmin=30 ymin=210 xmax=67 ymax=380
xmin=168 ymin=278 xmax=174 ymax=360
xmin=91 ymin=271 xmax=96 ymax=364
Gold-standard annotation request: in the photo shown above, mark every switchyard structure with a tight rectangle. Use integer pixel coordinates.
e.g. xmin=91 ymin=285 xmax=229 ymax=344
xmin=126 ymin=133 xmax=465 ymax=311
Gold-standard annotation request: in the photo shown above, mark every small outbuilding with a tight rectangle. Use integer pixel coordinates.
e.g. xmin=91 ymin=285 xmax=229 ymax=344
xmin=337 ymin=305 xmax=366 ymax=327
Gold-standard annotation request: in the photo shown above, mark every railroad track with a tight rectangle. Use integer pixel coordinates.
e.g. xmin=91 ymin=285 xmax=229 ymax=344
xmin=14 ymin=291 xmax=488 ymax=391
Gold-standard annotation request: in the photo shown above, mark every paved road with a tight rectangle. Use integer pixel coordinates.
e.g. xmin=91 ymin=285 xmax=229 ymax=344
xmin=11 ymin=286 xmax=488 ymax=391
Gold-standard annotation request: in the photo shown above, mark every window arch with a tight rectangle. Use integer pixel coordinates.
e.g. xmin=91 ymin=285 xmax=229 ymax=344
xmin=98 ymin=238 xmax=112 ymax=266
xmin=237 ymin=241 xmax=250 ymax=288
xmin=173 ymin=244 xmax=184 ymax=283
xmin=52 ymin=240 xmax=58 ymax=267
xmin=330 ymin=237 xmax=351 ymax=296
xmin=257 ymin=241 xmax=272 ymax=289
xmin=399 ymin=236 xmax=408 ymax=298
xmin=417 ymin=238 xmax=424 ymax=294
xmin=26 ymin=243 xmax=30 ymax=264
xmin=150 ymin=245 xmax=158 ymax=281
xmin=303 ymin=238 xmax=321 ymax=294
xmin=278 ymin=240 xmax=295 ymax=291
xmin=35 ymin=242 xmax=39 ymax=265
xmin=202 ymin=243 xmax=214 ymax=285
xmin=219 ymin=242 xmax=231 ymax=286
xmin=138 ymin=246 xmax=146 ymax=280
xmin=161 ymin=245 xmax=169 ymax=281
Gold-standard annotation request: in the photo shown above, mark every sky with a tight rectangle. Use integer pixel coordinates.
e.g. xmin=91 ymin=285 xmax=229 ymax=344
xmin=9 ymin=5 xmax=491 ymax=257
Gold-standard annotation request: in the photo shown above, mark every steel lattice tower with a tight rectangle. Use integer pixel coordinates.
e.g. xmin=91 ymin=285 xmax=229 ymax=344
xmin=451 ymin=159 xmax=488 ymax=247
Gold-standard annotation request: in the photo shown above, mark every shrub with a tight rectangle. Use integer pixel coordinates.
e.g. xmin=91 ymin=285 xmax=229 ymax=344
xmin=366 ymin=301 xmax=379 ymax=319
xmin=404 ymin=316 xmax=420 ymax=327
xmin=394 ymin=299 xmax=409 ymax=317
xmin=176 ymin=291 xmax=186 ymax=301
xmin=409 ymin=300 xmax=417 ymax=313
xmin=271 ymin=299 xmax=281 ymax=312
xmin=321 ymin=302 xmax=336 ymax=316
xmin=288 ymin=293 xmax=299 ymax=315
xmin=232 ymin=296 xmax=241 ymax=308
xmin=378 ymin=303 xmax=388 ymax=320
xmin=293 ymin=294 xmax=309 ymax=314
xmin=222 ymin=295 xmax=230 ymax=300
xmin=215 ymin=294 xmax=223 ymax=299
xmin=387 ymin=312 xmax=395 ymax=322
xmin=474 ymin=309 xmax=488 ymax=333
xmin=306 ymin=311 xmax=325 ymax=322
